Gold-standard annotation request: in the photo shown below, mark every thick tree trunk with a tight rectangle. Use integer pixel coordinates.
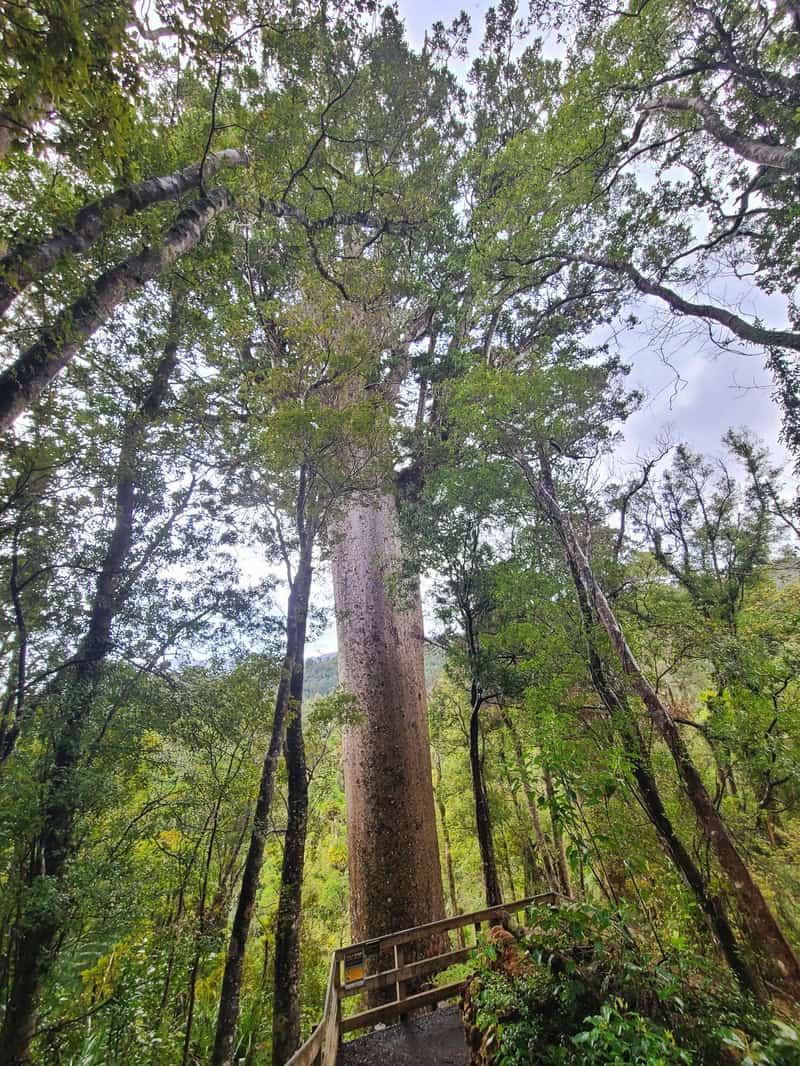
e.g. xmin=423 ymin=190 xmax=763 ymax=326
xmin=0 ymin=336 xmax=179 ymax=1064
xmin=0 ymin=187 xmax=233 ymax=434
xmin=0 ymin=149 xmax=247 ymax=317
xmin=272 ymin=650 xmax=309 ymax=1065
xmin=212 ymin=552 xmax=313 ymax=1066
xmin=332 ymin=491 xmax=445 ymax=946
xmin=516 ymin=445 xmax=800 ymax=1001
xmin=469 ymin=694 xmax=502 ymax=906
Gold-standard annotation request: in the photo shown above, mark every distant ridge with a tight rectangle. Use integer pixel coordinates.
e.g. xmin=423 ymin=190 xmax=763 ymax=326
xmin=303 ymin=646 xmax=446 ymax=699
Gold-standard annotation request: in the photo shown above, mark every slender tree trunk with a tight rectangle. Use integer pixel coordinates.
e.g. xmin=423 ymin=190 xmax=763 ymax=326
xmin=500 ymin=708 xmax=560 ymax=893
xmin=469 ymin=692 xmax=502 ymax=906
xmin=563 ymin=534 xmax=758 ymax=991
xmin=434 ymin=753 xmax=464 ymax=945
xmin=211 ymin=552 xmax=313 ymax=1066
xmin=497 ymin=828 xmax=517 ymax=901
xmin=0 ymin=188 xmax=233 ymax=433
xmin=182 ymin=796 xmax=222 ymax=1066
xmin=0 ymin=150 xmax=247 ymax=317
xmin=272 ymin=632 xmax=309 ymax=1065
xmin=543 ymin=765 xmax=572 ymax=898
xmin=498 ymin=749 xmax=543 ymax=894
xmin=0 ymin=335 xmax=179 ymax=1064
xmin=516 ymin=444 xmax=800 ymax=1000
xmin=332 ymin=490 xmax=444 ymax=946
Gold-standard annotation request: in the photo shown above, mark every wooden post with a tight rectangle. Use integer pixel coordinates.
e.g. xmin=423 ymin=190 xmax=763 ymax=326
xmin=323 ymin=956 xmax=340 ymax=1065
xmin=394 ymin=943 xmax=406 ymax=1005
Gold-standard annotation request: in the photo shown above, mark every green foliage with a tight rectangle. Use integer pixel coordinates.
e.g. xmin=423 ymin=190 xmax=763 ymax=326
xmin=467 ymin=904 xmax=791 ymax=1066
xmin=1 ymin=0 xmax=800 ymax=1061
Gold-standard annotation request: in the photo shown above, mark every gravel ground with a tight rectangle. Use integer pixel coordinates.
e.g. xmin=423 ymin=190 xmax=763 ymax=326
xmin=338 ymin=1005 xmax=469 ymax=1066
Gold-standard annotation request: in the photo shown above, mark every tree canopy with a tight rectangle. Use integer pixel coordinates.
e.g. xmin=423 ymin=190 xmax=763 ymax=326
xmin=1 ymin=1 xmax=800 ymax=1063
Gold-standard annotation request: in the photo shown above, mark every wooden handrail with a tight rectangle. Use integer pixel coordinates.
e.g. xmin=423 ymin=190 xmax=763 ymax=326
xmin=332 ymin=892 xmax=559 ymax=958
xmin=285 ymin=892 xmax=565 ymax=1066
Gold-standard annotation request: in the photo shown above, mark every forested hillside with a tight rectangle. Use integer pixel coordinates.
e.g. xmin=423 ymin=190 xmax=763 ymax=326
xmin=1 ymin=1 xmax=800 ymax=1064
xmin=304 ymin=647 xmax=445 ymax=698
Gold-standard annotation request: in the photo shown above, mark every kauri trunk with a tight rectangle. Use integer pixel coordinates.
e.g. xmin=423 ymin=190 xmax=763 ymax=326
xmin=332 ymin=491 xmax=445 ymax=946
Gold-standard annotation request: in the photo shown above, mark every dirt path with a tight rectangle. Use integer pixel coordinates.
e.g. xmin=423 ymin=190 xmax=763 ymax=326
xmin=338 ymin=1005 xmax=469 ymax=1066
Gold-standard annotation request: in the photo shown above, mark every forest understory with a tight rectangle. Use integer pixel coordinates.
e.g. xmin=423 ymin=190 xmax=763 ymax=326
xmin=1 ymin=0 xmax=800 ymax=1063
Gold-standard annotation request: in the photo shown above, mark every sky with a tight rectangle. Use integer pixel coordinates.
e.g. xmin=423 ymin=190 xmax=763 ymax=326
xmin=397 ymin=0 xmax=786 ymax=461
xmin=300 ymin=0 xmax=789 ymax=654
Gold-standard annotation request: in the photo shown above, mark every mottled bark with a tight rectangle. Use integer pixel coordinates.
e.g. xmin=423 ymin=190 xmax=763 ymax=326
xmin=332 ymin=491 xmax=445 ymax=948
xmin=0 ymin=187 xmax=233 ymax=434
xmin=0 ymin=150 xmax=247 ymax=317
xmin=212 ymin=552 xmax=313 ymax=1066
xmin=272 ymin=655 xmax=309 ymax=1064
xmin=0 ymin=334 xmax=179 ymax=1065
xmin=516 ymin=444 xmax=800 ymax=1001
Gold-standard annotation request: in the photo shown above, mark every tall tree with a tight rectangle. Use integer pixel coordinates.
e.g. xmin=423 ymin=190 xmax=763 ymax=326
xmin=0 ymin=303 xmax=185 ymax=1063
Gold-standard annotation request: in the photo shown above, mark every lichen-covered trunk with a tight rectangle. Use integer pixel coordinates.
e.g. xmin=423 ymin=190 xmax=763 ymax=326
xmin=332 ymin=491 xmax=444 ymax=948
xmin=0 ymin=188 xmax=233 ymax=433
xmin=0 ymin=150 xmax=247 ymax=317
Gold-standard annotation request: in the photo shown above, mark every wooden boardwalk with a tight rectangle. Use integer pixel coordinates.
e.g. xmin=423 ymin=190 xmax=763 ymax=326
xmin=287 ymin=893 xmax=565 ymax=1066
xmin=338 ymin=1006 xmax=468 ymax=1066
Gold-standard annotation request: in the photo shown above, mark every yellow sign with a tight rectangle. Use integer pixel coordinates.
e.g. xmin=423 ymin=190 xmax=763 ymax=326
xmin=344 ymin=950 xmax=365 ymax=986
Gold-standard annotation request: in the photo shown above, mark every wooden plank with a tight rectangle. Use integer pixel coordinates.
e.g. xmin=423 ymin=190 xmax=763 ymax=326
xmin=323 ymin=995 xmax=340 ymax=1065
xmin=334 ymin=893 xmax=556 ymax=959
xmin=338 ymin=945 xmax=473 ymax=999
xmin=285 ymin=1022 xmax=325 ymax=1066
xmin=290 ymin=892 xmax=567 ymax=1059
xmin=322 ymin=953 xmax=340 ymax=1065
xmin=340 ymin=980 xmax=465 ymax=1035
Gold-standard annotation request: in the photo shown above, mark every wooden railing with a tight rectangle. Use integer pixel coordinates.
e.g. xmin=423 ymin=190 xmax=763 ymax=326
xmin=286 ymin=892 xmax=563 ymax=1066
